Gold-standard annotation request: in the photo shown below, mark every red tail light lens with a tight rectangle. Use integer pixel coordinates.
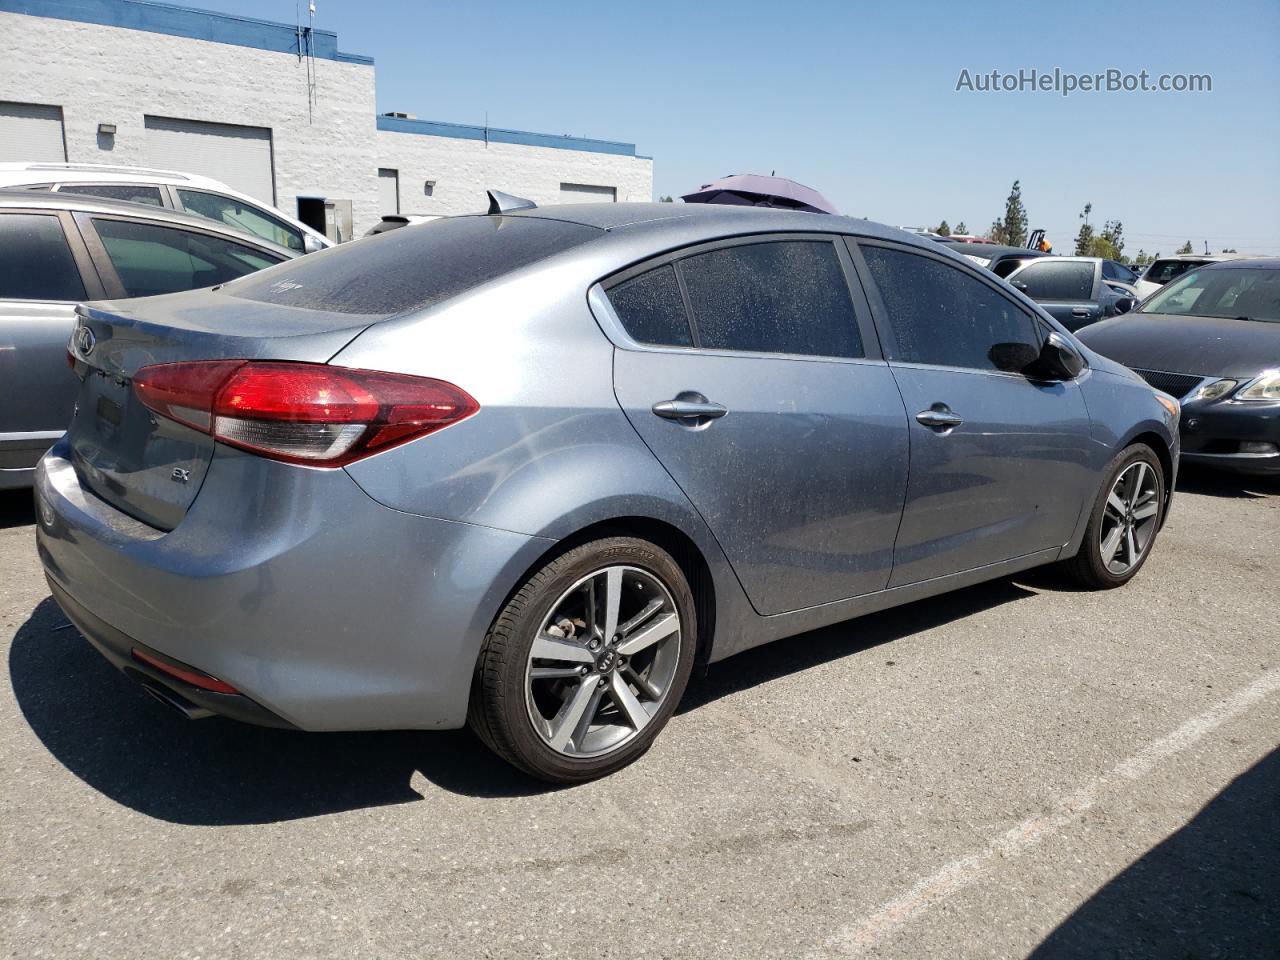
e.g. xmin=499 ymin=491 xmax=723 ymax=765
xmin=133 ymin=361 xmax=478 ymax=466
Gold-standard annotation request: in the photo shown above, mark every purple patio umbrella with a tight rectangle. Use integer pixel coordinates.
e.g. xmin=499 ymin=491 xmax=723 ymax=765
xmin=680 ymin=174 xmax=838 ymax=215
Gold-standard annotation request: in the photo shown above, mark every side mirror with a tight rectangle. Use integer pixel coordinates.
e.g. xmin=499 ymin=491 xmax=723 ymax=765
xmin=1010 ymin=279 xmax=1029 ymax=292
xmin=1115 ymin=296 xmax=1137 ymax=314
xmin=989 ymin=341 xmax=1041 ymax=373
xmin=302 ymin=233 xmax=326 ymax=254
xmin=1028 ymin=331 xmax=1086 ymax=381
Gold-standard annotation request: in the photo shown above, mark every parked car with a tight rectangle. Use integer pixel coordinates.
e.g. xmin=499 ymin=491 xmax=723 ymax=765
xmin=0 ymin=190 xmax=296 ymax=488
xmin=0 ymin=162 xmax=330 ymax=254
xmin=35 ymin=200 xmax=1179 ymax=783
xmin=1078 ymin=258 xmax=1280 ymax=475
xmin=933 ymin=239 xmax=1050 ymax=277
xmin=1132 ymin=253 xmax=1261 ymax=300
xmin=1005 ymin=256 xmax=1138 ymax=331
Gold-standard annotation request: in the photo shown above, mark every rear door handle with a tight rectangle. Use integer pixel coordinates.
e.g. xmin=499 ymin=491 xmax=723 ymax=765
xmin=915 ymin=407 xmax=964 ymax=429
xmin=652 ymin=398 xmax=728 ymax=422
xmin=1071 ymin=307 xmax=1092 ymax=317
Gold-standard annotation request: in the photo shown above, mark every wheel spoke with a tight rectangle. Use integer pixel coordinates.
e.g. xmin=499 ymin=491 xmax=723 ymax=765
xmin=1125 ymin=525 xmax=1139 ymax=565
xmin=569 ymin=683 xmax=606 ymax=751
xmin=530 ymin=665 xmax=585 ymax=680
xmin=600 ymin=567 xmax=622 ymax=643
xmin=617 ymin=612 xmax=678 ymax=656
xmin=1133 ymin=500 xmax=1159 ymax=520
xmin=1127 ymin=463 xmax=1148 ymax=507
xmin=1106 ymin=491 xmax=1127 ymax=518
xmin=532 ymin=633 xmax=594 ymax=665
xmin=610 ymin=673 xmax=651 ymax=732
xmin=549 ymin=678 xmax=602 ymax=752
xmin=1101 ymin=524 xmax=1124 ymax=562
xmin=618 ymin=597 xmax=664 ymax=636
xmin=624 ymin=665 xmax=662 ymax=700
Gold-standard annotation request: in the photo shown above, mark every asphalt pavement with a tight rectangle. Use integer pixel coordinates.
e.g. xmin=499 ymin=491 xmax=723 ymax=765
xmin=1 ymin=467 xmax=1277 ymax=959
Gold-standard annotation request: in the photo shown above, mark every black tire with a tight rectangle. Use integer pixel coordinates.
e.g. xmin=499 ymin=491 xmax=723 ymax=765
xmin=1060 ymin=443 xmax=1165 ymax=589
xmin=468 ymin=536 xmax=697 ymax=783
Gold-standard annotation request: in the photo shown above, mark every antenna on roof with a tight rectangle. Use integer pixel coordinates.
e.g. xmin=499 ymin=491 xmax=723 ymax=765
xmin=486 ymin=190 xmax=537 ymax=215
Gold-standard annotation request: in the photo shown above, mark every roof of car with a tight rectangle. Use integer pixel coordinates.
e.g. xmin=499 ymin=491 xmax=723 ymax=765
xmin=0 ymin=161 xmax=227 ymax=190
xmin=499 ymin=201 xmax=943 ymax=248
xmin=1198 ymin=257 xmax=1280 ymax=270
xmin=0 ymin=189 xmax=297 ymax=258
xmin=934 ymin=240 xmax=1049 ymax=259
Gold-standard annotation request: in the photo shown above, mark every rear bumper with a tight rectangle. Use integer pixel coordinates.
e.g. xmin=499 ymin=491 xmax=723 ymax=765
xmin=35 ymin=438 xmax=554 ymax=731
xmin=1180 ymin=400 xmax=1280 ymax=475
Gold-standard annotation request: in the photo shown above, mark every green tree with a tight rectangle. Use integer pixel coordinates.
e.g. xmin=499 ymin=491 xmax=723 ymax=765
xmin=658 ymin=195 xmax=673 ymax=203
xmin=1221 ymin=247 xmax=1237 ymax=253
xmin=1092 ymin=219 xmax=1125 ymax=260
xmin=936 ymin=220 xmax=951 ymax=236
xmin=1000 ymin=180 xmax=1028 ymax=248
xmin=1176 ymin=240 xmax=1194 ymax=254
xmin=988 ymin=219 xmax=1006 ymax=244
xmin=954 ymin=221 xmax=967 ymax=235
xmin=1074 ymin=203 xmax=1095 ymax=256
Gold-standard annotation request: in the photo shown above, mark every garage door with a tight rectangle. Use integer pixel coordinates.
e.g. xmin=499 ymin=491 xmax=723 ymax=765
xmin=143 ymin=116 xmax=275 ymax=203
xmin=0 ymin=102 xmax=67 ymax=162
xmin=559 ymin=182 xmax=617 ymax=204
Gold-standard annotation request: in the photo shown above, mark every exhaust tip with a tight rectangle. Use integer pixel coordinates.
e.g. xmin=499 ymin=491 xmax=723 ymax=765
xmin=139 ymin=681 xmax=215 ymax=720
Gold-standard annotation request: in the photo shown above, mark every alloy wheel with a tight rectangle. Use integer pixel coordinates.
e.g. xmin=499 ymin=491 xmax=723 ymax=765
xmin=525 ymin=565 xmax=682 ymax=758
xmin=1099 ymin=461 xmax=1160 ymax=575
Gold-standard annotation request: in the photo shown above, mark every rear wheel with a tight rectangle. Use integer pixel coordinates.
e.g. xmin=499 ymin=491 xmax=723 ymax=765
xmin=469 ymin=537 xmax=696 ymax=783
xmin=1061 ymin=443 xmax=1165 ymax=589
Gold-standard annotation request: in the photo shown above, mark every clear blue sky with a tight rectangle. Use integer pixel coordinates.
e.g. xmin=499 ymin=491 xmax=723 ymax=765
xmin=209 ymin=0 xmax=1278 ymax=254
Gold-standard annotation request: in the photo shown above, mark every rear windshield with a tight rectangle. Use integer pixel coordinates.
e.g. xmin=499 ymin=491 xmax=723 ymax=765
xmin=224 ymin=215 xmax=602 ymax=315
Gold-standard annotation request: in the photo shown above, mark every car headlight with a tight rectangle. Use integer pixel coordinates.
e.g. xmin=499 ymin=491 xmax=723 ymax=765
xmin=1234 ymin=371 xmax=1280 ymax=401
xmin=1194 ymin=378 xmax=1238 ymax=401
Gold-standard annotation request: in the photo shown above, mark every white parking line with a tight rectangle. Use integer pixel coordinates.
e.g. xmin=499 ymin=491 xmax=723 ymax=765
xmin=815 ymin=668 xmax=1280 ymax=957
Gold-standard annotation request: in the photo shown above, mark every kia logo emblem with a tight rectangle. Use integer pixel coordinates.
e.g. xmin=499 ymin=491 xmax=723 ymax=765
xmin=74 ymin=326 xmax=96 ymax=356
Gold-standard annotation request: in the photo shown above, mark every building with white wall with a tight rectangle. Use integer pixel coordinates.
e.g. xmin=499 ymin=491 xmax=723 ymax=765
xmin=0 ymin=0 xmax=653 ymax=237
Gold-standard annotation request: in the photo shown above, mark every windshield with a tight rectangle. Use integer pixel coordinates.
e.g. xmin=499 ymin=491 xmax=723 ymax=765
xmin=1139 ymin=266 xmax=1280 ymax=322
xmin=1143 ymin=258 xmax=1205 ymax=285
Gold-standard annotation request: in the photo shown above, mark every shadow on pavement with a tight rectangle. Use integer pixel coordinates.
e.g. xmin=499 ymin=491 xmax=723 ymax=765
xmin=0 ymin=489 xmax=36 ymax=530
xmin=681 ymin=577 xmax=1035 ymax=712
xmin=1030 ymin=746 xmax=1279 ymax=959
xmin=9 ymin=597 xmax=553 ymax=825
xmin=1176 ymin=464 xmax=1280 ymax=500
xmin=11 ymin=574 xmax=1039 ymax=824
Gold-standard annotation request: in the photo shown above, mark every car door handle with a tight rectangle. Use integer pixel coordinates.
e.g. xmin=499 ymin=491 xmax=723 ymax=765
xmin=1071 ymin=307 xmax=1092 ymax=317
xmin=915 ymin=407 xmax=964 ymax=429
xmin=652 ymin=398 xmax=728 ymax=422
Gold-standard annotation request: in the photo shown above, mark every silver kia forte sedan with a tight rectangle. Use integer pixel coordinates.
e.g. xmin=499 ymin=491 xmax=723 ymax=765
xmin=35 ymin=200 xmax=1180 ymax=782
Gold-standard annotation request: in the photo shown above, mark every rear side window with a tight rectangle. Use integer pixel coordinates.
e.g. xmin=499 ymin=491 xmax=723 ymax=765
xmin=607 ymin=264 xmax=692 ymax=346
xmin=58 ymin=183 xmax=165 ymax=207
xmin=92 ymin=218 xmax=283 ymax=297
xmin=177 ymin=189 xmax=304 ymax=251
xmin=1145 ymin=259 xmax=1200 ymax=285
xmin=1013 ymin=260 xmax=1095 ymax=299
xmin=227 ymin=215 xmax=602 ymax=316
xmin=680 ymin=240 xmax=863 ymax=357
xmin=862 ymin=246 xmax=1040 ymax=372
xmin=0 ymin=213 xmax=86 ymax=301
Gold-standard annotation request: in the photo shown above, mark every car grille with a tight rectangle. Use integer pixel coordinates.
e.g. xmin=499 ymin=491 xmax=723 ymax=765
xmin=1132 ymin=368 xmax=1206 ymax=399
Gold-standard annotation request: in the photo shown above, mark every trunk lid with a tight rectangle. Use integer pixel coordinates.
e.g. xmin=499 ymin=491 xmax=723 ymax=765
xmin=67 ymin=289 xmax=376 ymax=530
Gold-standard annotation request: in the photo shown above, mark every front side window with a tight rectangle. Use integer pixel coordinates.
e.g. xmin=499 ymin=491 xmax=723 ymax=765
xmin=1012 ymin=260 xmax=1095 ymax=300
xmin=679 ymin=240 xmax=863 ymax=358
xmin=0 ymin=213 xmax=86 ymax=301
xmin=58 ymin=183 xmax=164 ymax=206
xmin=176 ymin=189 xmax=304 ymax=251
xmin=92 ymin=218 xmax=283 ymax=298
xmin=862 ymin=246 xmax=1040 ymax=372
xmin=607 ymin=264 xmax=693 ymax=346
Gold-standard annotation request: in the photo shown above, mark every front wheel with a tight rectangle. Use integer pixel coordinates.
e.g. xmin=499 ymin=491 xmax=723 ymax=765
xmin=469 ymin=537 xmax=696 ymax=783
xmin=1061 ymin=443 xmax=1165 ymax=589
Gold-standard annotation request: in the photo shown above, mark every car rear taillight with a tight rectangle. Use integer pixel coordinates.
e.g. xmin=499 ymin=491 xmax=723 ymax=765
xmin=133 ymin=360 xmax=478 ymax=467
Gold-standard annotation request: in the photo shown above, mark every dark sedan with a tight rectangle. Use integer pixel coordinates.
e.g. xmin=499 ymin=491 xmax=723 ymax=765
xmin=1078 ymin=258 xmax=1280 ymax=475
